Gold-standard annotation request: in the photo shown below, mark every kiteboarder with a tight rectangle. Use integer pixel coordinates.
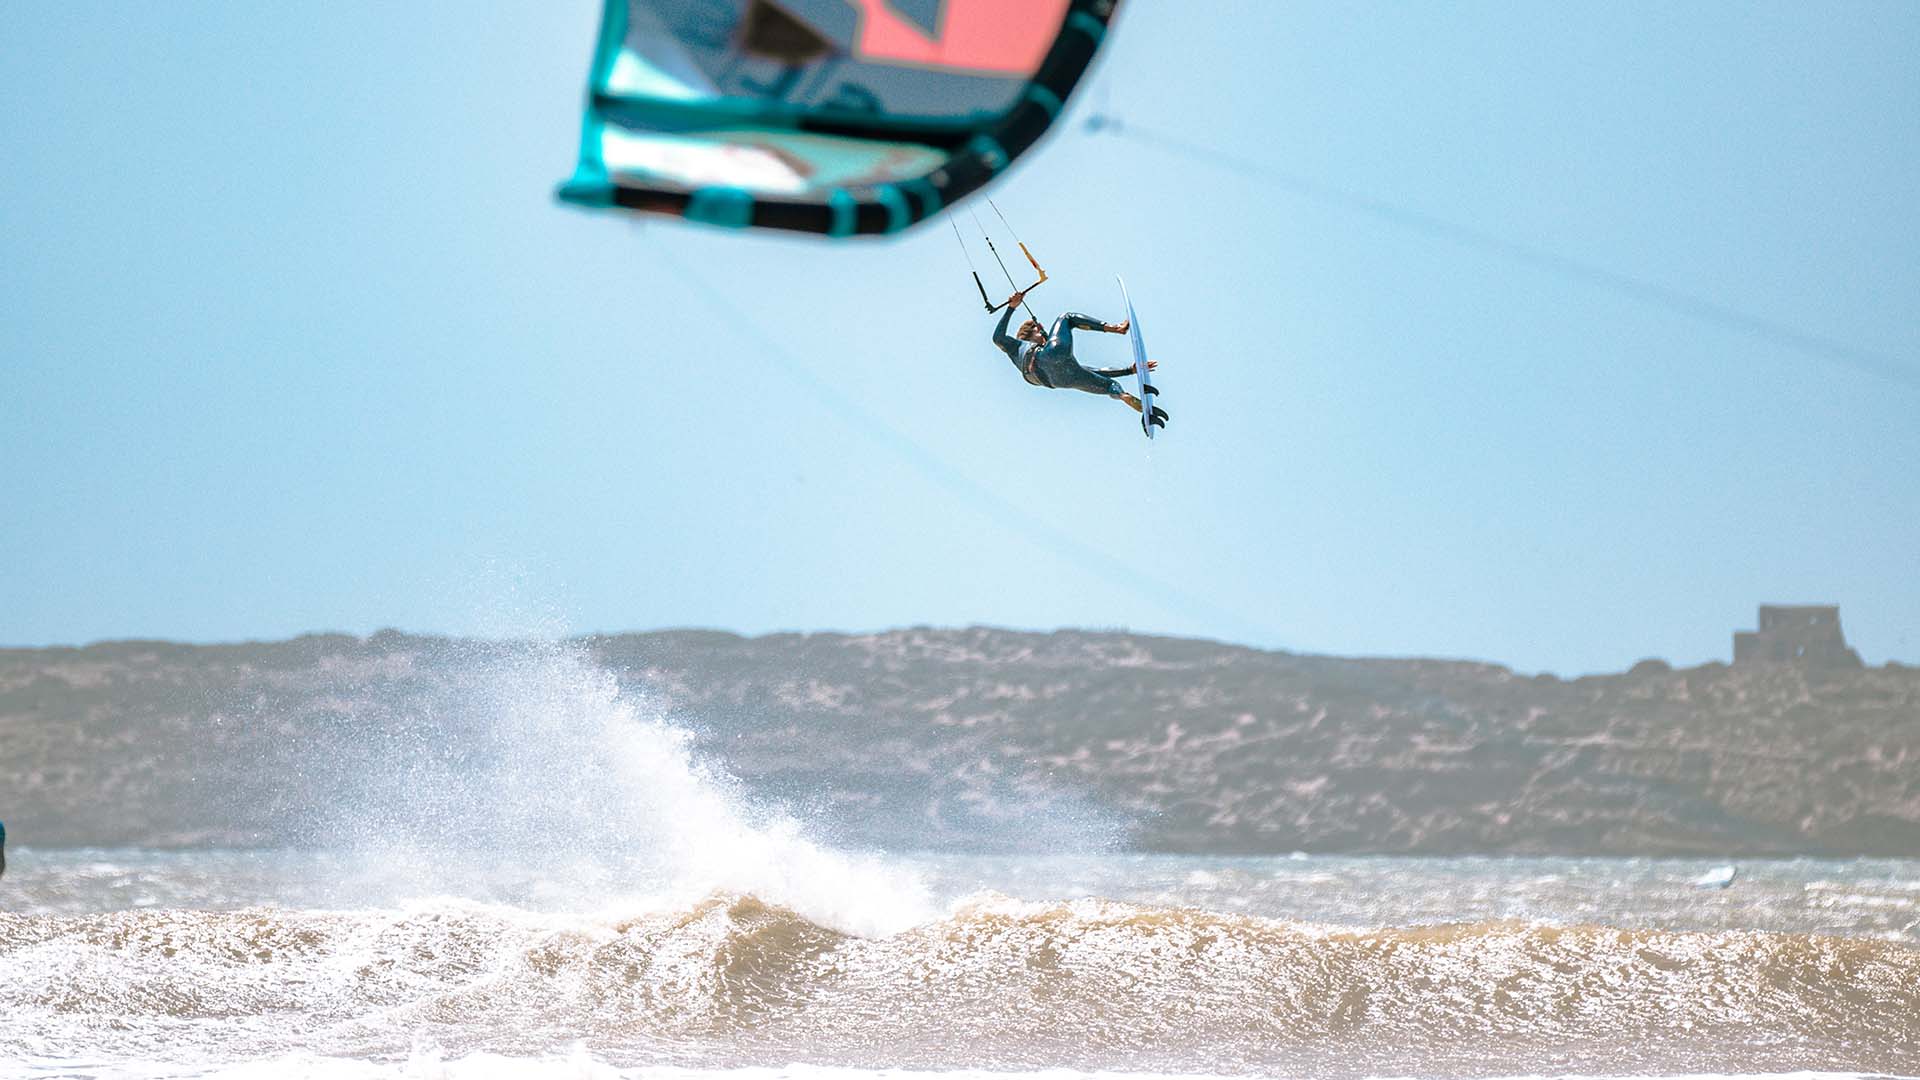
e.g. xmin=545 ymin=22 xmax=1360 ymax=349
xmin=993 ymin=290 xmax=1168 ymax=428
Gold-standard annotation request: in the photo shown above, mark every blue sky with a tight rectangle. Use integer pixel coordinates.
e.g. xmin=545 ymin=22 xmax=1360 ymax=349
xmin=3 ymin=1 xmax=1916 ymax=673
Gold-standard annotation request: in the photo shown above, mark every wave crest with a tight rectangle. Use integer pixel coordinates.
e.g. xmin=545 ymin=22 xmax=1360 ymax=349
xmin=4 ymin=898 xmax=1917 ymax=1075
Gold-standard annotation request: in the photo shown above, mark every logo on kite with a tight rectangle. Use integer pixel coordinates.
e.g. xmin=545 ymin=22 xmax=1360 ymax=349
xmin=556 ymin=0 xmax=1119 ymax=237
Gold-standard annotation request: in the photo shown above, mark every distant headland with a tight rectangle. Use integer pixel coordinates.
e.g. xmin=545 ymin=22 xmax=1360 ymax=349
xmin=1 ymin=610 xmax=1913 ymax=856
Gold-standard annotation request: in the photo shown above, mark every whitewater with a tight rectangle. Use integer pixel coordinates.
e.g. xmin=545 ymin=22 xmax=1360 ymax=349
xmin=2 ymin=640 xmax=1916 ymax=1080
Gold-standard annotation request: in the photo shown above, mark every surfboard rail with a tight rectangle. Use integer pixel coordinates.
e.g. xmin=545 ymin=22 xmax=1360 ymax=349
xmin=1117 ymin=276 xmax=1156 ymax=439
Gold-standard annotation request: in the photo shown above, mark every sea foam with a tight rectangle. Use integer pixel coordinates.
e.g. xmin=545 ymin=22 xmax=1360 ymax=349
xmin=299 ymin=637 xmax=933 ymax=937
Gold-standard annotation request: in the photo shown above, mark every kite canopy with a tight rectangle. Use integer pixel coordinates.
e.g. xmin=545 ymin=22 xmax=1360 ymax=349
xmin=557 ymin=0 xmax=1116 ymax=237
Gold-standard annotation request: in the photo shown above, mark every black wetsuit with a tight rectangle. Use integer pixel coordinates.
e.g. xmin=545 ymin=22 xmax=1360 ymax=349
xmin=992 ymin=307 xmax=1135 ymax=397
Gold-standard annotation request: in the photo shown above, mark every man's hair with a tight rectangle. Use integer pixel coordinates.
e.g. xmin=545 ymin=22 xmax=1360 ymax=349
xmin=1018 ymin=318 xmax=1044 ymax=338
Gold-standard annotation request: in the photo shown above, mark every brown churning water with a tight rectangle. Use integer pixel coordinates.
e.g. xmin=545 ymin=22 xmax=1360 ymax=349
xmin=3 ymin=893 xmax=1918 ymax=1077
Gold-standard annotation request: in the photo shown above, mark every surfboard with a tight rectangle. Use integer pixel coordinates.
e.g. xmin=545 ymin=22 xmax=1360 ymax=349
xmin=1117 ymin=276 xmax=1156 ymax=438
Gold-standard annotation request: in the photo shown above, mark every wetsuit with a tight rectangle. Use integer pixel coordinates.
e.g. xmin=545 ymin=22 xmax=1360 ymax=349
xmin=993 ymin=307 xmax=1135 ymax=397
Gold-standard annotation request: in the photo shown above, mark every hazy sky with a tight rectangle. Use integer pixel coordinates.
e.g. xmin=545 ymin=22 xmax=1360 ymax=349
xmin=4 ymin=1 xmax=1916 ymax=673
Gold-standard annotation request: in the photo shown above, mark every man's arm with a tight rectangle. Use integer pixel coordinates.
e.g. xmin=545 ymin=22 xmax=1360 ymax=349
xmin=991 ymin=303 xmax=1023 ymax=362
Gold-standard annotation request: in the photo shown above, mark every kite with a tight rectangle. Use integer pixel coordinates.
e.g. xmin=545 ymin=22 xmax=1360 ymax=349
xmin=557 ymin=1 xmax=1117 ymax=236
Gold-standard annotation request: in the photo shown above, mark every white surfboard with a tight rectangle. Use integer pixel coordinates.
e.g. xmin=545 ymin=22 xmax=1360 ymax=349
xmin=1117 ymin=276 xmax=1157 ymax=438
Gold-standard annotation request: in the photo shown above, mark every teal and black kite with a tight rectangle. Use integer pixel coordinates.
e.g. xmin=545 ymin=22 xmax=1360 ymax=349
xmin=557 ymin=0 xmax=1117 ymax=236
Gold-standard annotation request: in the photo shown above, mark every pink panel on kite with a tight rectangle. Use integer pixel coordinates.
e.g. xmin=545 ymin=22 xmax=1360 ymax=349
xmin=845 ymin=0 xmax=1070 ymax=76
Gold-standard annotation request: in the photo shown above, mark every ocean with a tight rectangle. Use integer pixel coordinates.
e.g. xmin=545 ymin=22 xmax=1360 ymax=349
xmin=3 ymin=642 xmax=1915 ymax=1080
xmin=6 ymin=849 xmax=1916 ymax=1079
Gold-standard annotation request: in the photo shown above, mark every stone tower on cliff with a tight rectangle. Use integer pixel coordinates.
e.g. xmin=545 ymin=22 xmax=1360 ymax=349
xmin=1733 ymin=605 xmax=1863 ymax=668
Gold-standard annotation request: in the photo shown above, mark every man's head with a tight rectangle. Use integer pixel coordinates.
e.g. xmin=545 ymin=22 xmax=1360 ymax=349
xmin=1016 ymin=318 xmax=1046 ymax=344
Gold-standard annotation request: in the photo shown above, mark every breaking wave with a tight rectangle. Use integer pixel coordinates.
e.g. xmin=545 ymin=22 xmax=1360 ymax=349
xmin=3 ymin=899 xmax=1917 ymax=1076
xmin=247 ymin=636 xmax=936 ymax=937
